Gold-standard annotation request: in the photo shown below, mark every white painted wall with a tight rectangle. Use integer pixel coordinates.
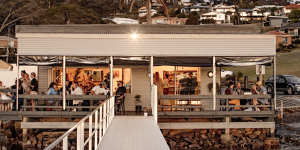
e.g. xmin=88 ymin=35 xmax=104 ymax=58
xmin=0 ymin=64 xmax=37 ymax=87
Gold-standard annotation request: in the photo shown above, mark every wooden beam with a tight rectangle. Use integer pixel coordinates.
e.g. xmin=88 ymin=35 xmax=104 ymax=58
xmin=158 ymin=111 xmax=274 ymax=118
xmin=21 ymin=122 xmax=97 ymax=129
xmin=159 ymin=94 xmax=272 ymax=100
xmin=159 ymin=122 xmax=275 ymax=129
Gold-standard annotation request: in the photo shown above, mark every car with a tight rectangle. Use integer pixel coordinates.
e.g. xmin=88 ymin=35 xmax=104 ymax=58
xmin=265 ymin=75 xmax=300 ymax=95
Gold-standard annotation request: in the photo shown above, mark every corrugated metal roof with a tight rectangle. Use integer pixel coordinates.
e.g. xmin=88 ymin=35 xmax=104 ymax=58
xmin=16 ymin=24 xmax=263 ymax=34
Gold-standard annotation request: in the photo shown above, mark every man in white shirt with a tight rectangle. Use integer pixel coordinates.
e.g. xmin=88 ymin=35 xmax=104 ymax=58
xmin=71 ymin=82 xmax=84 ymax=107
xmin=91 ymin=83 xmax=107 ymax=95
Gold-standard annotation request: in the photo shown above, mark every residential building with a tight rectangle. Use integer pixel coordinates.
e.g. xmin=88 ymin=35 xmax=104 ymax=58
xmin=181 ymin=5 xmax=210 ymax=14
xmin=138 ymin=7 xmax=158 ymax=18
xmin=152 ymin=16 xmax=188 ymax=25
xmin=268 ymin=16 xmax=289 ymax=28
xmin=266 ymin=31 xmax=292 ymax=49
xmin=200 ymin=12 xmax=231 ymax=24
xmin=213 ymin=4 xmax=236 ymax=13
xmin=281 ymin=22 xmax=300 ymax=37
xmin=284 ymin=4 xmax=300 ymax=15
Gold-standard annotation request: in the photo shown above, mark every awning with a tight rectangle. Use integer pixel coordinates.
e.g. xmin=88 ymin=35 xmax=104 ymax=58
xmin=0 ymin=60 xmax=13 ymax=71
xmin=217 ymin=57 xmax=273 ymax=66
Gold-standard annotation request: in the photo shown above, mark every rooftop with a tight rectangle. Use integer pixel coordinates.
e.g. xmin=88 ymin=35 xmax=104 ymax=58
xmin=285 ymin=4 xmax=300 ymax=9
xmin=16 ymin=24 xmax=264 ymax=34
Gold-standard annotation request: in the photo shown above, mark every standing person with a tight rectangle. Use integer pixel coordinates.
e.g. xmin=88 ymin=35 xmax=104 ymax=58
xmin=30 ymin=72 xmax=38 ymax=93
xmin=71 ymin=82 xmax=84 ymax=111
xmin=30 ymin=72 xmax=38 ymax=111
xmin=163 ymin=73 xmax=169 ymax=95
xmin=115 ymin=81 xmax=126 ymax=113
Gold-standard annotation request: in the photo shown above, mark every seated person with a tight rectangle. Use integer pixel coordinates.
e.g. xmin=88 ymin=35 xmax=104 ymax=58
xmin=115 ymin=81 xmax=126 ymax=113
xmin=91 ymin=83 xmax=107 ymax=105
xmin=91 ymin=83 xmax=107 ymax=95
xmin=71 ymin=82 xmax=84 ymax=111
xmin=244 ymin=84 xmax=260 ymax=111
xmin=226 ymin=82 xmax=240 ymax=110
xmin=256 ymin=81 xmax=269 ymax=105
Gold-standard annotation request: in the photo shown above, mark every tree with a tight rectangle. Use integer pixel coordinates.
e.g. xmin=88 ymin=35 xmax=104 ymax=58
xmin=0 ymin=0 xmax=43 ymax=34
xmin=185 ymin=12 xmax=199 ymax=25
xmin=289 ymin=10 xmax=300 ymax=23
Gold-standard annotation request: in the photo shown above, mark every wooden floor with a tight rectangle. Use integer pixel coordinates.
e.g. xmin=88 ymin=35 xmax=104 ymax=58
xmin=98 ymin=116 xmax=170 ymax=150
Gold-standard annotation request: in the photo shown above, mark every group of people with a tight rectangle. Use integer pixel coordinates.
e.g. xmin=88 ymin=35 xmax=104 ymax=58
xmin=223 ymin=81 xmax=268 ymax=111
xmin=46 ymin=79 xmax=127 ymax=112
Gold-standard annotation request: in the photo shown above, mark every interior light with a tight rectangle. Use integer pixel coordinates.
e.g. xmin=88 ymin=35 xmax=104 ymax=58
xmin=131 ymin=33 xmax=138 ymax=39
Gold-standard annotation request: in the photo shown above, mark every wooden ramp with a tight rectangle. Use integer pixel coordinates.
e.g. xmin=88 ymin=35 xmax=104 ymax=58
xmin=98 ymin=116 xmax=170 ymax=150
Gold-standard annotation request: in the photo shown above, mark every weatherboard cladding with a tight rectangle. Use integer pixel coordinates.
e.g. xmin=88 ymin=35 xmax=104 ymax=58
xmin=16 ymin=25 xmax=276 ymax=57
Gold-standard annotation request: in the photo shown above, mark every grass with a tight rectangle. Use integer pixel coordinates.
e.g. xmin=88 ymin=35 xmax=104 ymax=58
xmin=224 ymin=47 xmax=300 ymax=82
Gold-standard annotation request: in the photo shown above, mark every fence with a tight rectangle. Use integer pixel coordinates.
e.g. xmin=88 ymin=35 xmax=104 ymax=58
xmin=44 ymin=96 xmax=114 ymax=150
xmin=158 ymin=95 xmax=273 ymax=112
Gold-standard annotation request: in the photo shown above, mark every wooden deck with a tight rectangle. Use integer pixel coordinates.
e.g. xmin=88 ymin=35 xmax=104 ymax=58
xmin=98 ymin=116 xmax=170 ymax=150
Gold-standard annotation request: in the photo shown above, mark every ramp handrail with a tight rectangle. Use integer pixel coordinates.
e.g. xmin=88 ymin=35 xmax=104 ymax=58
xmin=44 ymin=96 xmax=115 ymax=150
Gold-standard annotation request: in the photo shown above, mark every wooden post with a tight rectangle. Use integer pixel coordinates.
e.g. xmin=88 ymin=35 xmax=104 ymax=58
xmin=213 ymin=56 xmax=216 ymax=110
xmin=63 ymin=56 xmax=66 ymax=110
xmin=110 ymin=56 xmax=113 ymax=97
xmin=16 ymin=55 xmax=19 ymax=111
xmin=273 ymin=56 xmax=277 ymax=110
xmin=225 ymin=116 xmax=230 ymax=136
xmin=22 ymin=117 xmax=28 ymax=148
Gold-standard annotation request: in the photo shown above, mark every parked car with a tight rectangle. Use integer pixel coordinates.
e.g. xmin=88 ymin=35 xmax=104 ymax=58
xmin=265 ymin=75 xmax=300 ymax=95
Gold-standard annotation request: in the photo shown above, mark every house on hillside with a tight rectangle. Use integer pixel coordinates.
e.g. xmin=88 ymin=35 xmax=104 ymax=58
xmin=266 ymin=31 xmax=292 ymax=49
xmin=152 ymin=16 xmax=188 ymax=25
xmin=138 ymin=7 xmax=158 ymax=18
xmin=268 ymin=16 xmax=289 ymax=28
xmin=0 ymin=36 xmax=17 ymax=63
xmin=213 ymin=4 xmax=235 ymax=13
xmin=252 ymin=5 xmax=284 ymax=21
xmin=181 ymin=5 xmax=210 ymax=14
xmin=284 ymin=4 xmax=300 ymax=15
xmin=200 ymin=12 xmax=231 ymax=24
xmin=281 ymin=22 xmax=300 ymax=37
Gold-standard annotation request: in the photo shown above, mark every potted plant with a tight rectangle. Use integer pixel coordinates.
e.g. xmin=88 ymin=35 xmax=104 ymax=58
xmin=134 ymin=95 xmax=142 ymax=113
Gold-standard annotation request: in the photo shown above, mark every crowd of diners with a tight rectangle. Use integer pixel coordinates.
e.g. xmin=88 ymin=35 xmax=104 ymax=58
xmin=0 ymin=70 xmax=127 ymax=112
xmin=221 ymin=80 xmax=269 ymax=111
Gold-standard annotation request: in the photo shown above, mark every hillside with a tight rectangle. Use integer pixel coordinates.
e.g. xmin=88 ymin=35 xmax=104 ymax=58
xmin=225 ymin=47 xmax=300 ymax=82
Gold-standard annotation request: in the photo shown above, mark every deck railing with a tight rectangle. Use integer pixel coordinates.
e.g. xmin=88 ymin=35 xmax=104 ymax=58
xmin=19 ymin=95 xmax=107 ymax=111
xmin=159 ymin=94 xmax=273 ymax=112
xmin=44 ymin=96 xmax=115 ymax=150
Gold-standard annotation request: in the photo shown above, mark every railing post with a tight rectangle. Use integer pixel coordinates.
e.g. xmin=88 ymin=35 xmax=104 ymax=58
xmin=63 ymin=136 xmax=68 ymax=150
xmin=89 ymin=115 xmax=92 ymax=150
xmin=103 ymin=103 xmax=107 ymax=134
xmin=99 ymin=106 xmax=102 ymax=141
xmin=213 ymin=56 xmax=217 ymax=110
xmin=94 ymin=110 xmax=98 ymax=150
xmin=77 ymin=121 xmax=84 ymax=150
xmin=153 ymin=85 xmax=158 ymax=123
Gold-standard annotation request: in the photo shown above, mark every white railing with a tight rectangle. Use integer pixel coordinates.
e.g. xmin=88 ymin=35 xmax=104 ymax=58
xmin=44 ymin=96 xmax=115 ymax=150
xmin=151 ymin=85 xmax=158 ymax=123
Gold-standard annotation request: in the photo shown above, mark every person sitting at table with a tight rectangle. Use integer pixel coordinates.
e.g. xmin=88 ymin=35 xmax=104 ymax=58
xmin=47 ymin=82 xmax=58 ymax=110
xmin=226 ymin=82 xmax=241 ymax=110
xmin=256 ymin=81 xmax=268 ymax=105
xmin=71 ymin=82 xmax=84 ymax=111
xmin=115 ymin=81 xmax=126 ymax=113
xmin=91 ymin=83 xmax=107 ymax=105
